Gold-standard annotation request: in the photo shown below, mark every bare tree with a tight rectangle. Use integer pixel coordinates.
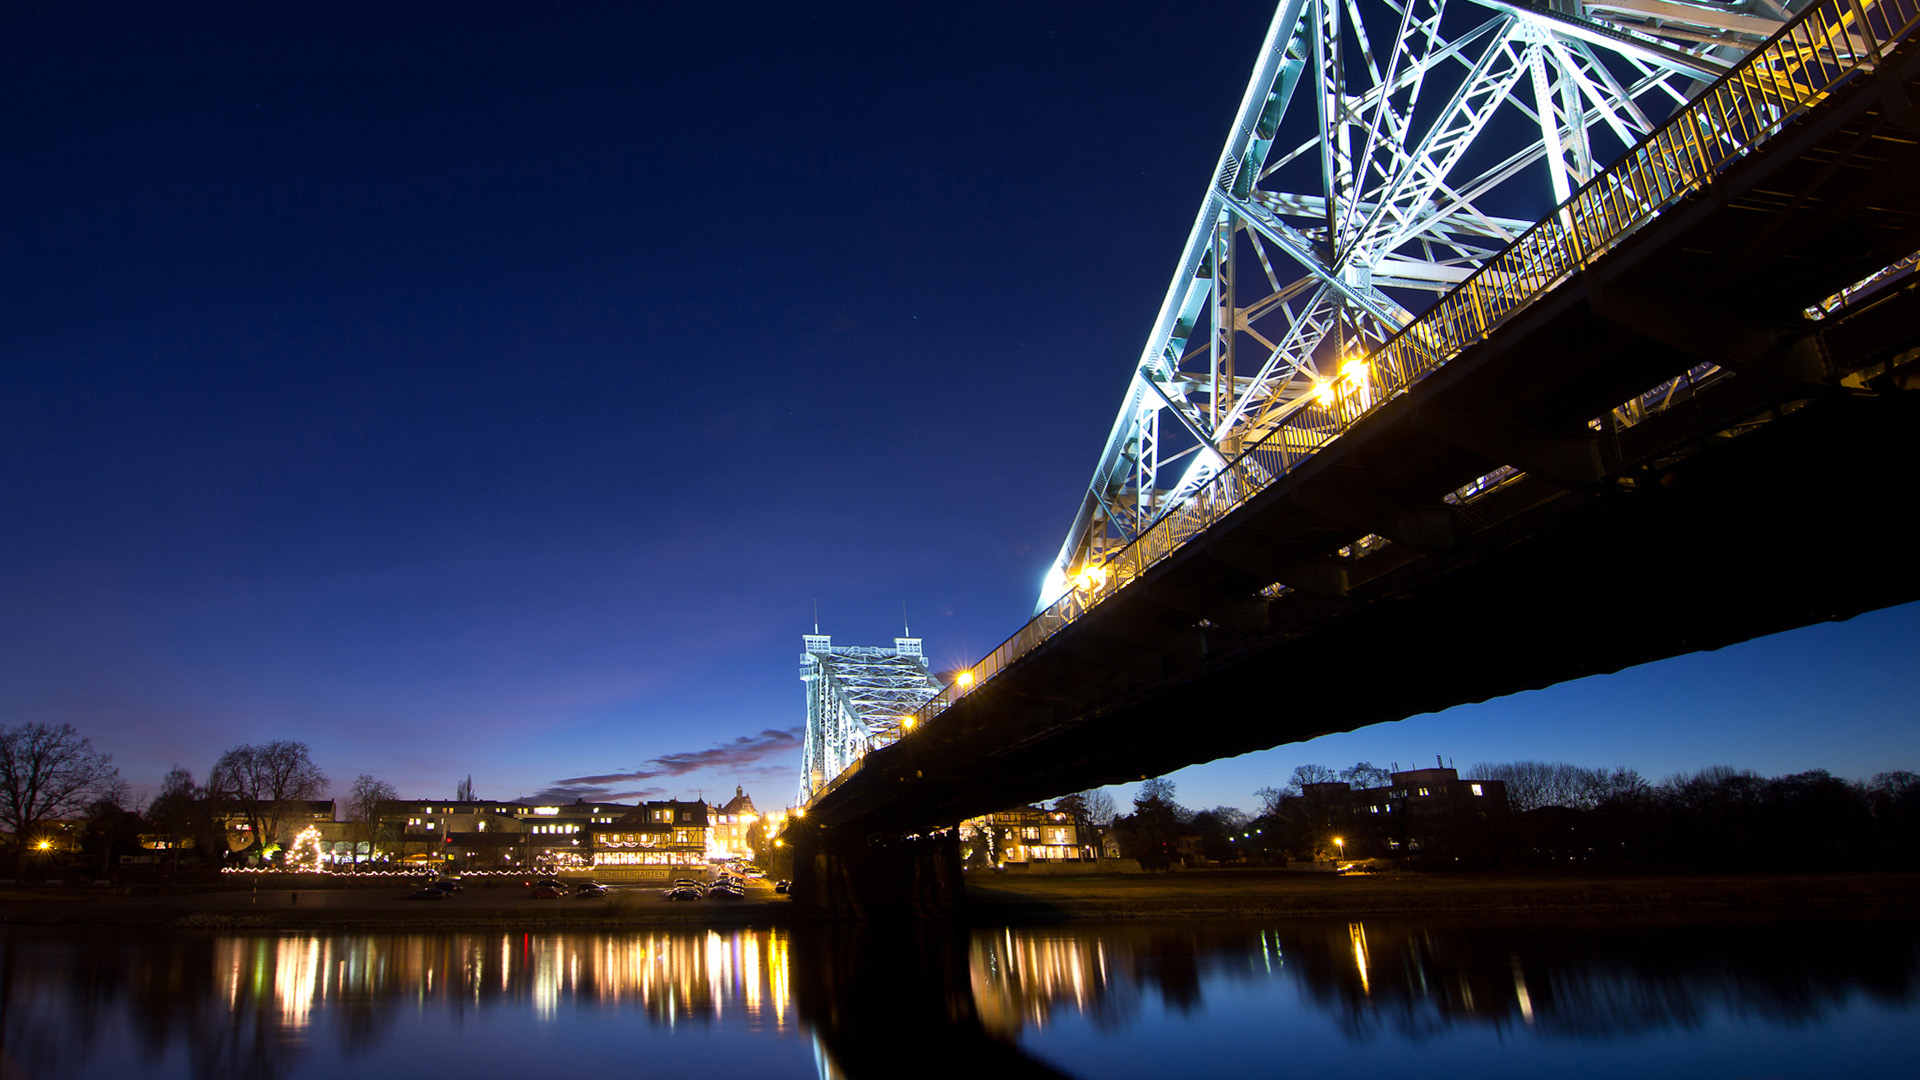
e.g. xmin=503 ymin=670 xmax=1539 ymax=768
xmin=1137 ymin=776 xmax=1178 ymax=808
xmin=1081 ymin=788 xmax=1117 ymax=825
xmin=455 ymin=774 xmax=476 ymax=802
xmin=146 ymin=766 xmax=204 ymax=871
xmin=84 ymin=776 xmax=140 ymax=877
xmin=1341 ymin=762 xmax=1392 ymax=789
xmin=209 ymin=741 xmax=329 ymax=854
xmin=1470 ymin=761 xmax=1642 ymax=812
xmin=346 ymin=774 xmax=398 ymax=860
xmin=1288 ymin=764 xmax=1340 ymax=792
xmin=1254 ymin=786 xmax=1288 ymax=819
xmin=0 ymin=722 xmax=119 ymax=850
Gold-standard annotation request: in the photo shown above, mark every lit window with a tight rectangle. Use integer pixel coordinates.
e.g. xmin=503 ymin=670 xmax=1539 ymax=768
xmin=1471 ymin=784 xmax=1484 ymax=796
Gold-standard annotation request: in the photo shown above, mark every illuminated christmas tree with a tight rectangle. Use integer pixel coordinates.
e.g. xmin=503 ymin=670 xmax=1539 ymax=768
xmin=289 ymin=825 xmax=324 ymax=871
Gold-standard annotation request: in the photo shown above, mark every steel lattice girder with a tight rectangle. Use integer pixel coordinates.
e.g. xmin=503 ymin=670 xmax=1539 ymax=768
xmin=798 ymin=641 xmax=943 ymax=805
xmin=1038 ymin=0 xmax=1793 ymax=611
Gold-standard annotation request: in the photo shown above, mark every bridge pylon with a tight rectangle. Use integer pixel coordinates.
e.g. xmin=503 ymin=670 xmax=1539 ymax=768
xmin=785 ymin=817 xmax=965 ymax=919
xmin=797 ymin=632 xmax=944 ymax=806
xmin=1040 ymin=0 xmax=1793 ymax=611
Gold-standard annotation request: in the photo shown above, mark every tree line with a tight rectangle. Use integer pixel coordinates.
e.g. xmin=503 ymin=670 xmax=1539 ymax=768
xmin=0 ymin=721 xmax=415 ymax=874
xmin=1099 ymin=760 xmax=1920 ymax=870
xmin=1506 ymin=763 xmax=1920 ymax=869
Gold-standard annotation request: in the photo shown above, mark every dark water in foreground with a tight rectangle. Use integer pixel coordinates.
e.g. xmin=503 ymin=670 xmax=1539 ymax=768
xmin=1 ymin=915 xmax=1914 ymax=1079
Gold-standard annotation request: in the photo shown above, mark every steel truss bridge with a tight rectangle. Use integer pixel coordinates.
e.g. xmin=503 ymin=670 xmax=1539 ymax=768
xmin=791 ymin=0 xmax=1920 ymax=900
xmin=798 ymin=634 xmax=943 ymax=805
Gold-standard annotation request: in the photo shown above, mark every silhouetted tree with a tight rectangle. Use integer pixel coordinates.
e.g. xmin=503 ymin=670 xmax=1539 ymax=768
xmin=1189 ymin=806 xmax=1250 ymax=862
xmin=1288 ymin=764 xmax=1339 ymax=791
xmin=144 ymin=766 xmax=208 ymax=871
xmin=1117 ymin=779 xmax=1187 ymax=869
xmin=0 ymin=722 xmax=118 ymax=852
xmin=1341 ymin=762 xmax=1391 ymax=788
xmin=345 ymin=774 xmax=398 ymax=861
xmin=83 ymin=777 xmax=144 ymax=878
xmin=209 ymin=741 xmax=328 ymax=856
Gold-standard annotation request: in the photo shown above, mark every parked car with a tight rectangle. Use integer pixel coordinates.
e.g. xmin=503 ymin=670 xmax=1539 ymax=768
xmin=530 ymin=884 xmax=565 ymax=899
xmin=773 ymin=880 xmax=791 ymax=894
xmin=408 ymin=886 xmax=449 ymax=900
xmin=707 ymin=884 xmax=744 ymax=899
xmin=573 ymin=882 xmax=608 ymax=898
xmin=664 ymin=886 xmax=703 ymax=901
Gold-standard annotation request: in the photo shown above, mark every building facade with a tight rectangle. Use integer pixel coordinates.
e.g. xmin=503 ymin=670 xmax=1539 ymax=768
xmin=372 ymin=799 xmax=633 ymax=871
xmin=592 ymin=800 xmax=711 ymax=879
xmin=710 ymin=786 xmax=759 ymax=860
xmin=1341 ymin=767 xmax=1510 ymax=864
xmin=961 ymin=806 xmax=1086 ymax=866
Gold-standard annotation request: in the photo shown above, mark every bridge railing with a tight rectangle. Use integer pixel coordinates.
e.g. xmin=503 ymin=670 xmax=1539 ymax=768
xmin=886 ymin=0 xmax=1918 ymax=750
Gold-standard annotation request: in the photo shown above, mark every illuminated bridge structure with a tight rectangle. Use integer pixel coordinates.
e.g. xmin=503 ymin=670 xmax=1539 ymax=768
xmin=797 ymin=633 xmax=943 ymax=806
xmin=788 ymin=0 xmax=1920 ymax=915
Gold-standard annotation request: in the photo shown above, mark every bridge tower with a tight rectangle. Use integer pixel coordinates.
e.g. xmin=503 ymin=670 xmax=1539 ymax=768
xmin=798 ymin=632 xmax=944 ymax=806
xmin=1038 ymin=0 xmax=1796 ymax=610
xmin=794 ymin=630 xmax=958 ymax=917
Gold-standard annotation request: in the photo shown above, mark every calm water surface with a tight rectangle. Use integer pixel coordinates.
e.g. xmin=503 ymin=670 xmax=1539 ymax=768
xmin=1 ymin=915 xmax=1912 ymax=1078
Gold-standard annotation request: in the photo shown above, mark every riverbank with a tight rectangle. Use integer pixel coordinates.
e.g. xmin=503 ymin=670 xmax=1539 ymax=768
xmin=962 ymin=868 xmax=1920 ymax=920
xmin=2 ymin=869 xmax=1914 ymax=931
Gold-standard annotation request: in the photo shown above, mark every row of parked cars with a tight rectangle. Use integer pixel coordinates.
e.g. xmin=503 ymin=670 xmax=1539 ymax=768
xmin=525 ymin=877 xmax=608 ymax=899
xmin=662 ymin=872 xmax=749 ymax=901
xmin=407 ymin=877 xmax=463 ymax=900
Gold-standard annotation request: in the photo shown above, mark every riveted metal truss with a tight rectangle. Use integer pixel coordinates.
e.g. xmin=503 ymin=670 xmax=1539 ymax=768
xmin=1039 ymin=0 xmax=1792 ymax=610
xmin=798 ymin=635 xmax=944 ymax=805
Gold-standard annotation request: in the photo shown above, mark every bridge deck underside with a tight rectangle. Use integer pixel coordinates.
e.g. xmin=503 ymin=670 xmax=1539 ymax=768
xmin=812 ymin=38 xmax=1920 ymax=839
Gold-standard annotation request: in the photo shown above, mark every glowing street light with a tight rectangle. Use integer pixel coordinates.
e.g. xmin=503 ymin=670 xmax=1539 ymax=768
xmin=1074 ymin=563 xmax=1109 ymax=591
xmin=955 ymin=670 xmax=974 ymax=690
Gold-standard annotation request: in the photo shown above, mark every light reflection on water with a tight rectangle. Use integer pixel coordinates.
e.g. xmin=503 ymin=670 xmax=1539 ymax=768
xmin=204 ymin=929 xmax=794 ymax=1031
xmin=0 ymin=916 xmax=1913 ymax=1078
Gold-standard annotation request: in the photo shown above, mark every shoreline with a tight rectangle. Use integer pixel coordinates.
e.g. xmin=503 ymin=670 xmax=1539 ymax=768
xmin=2 ymin=869 xmax=1915 ymax=932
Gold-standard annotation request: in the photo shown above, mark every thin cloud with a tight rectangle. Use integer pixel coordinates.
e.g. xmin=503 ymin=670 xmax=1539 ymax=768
xmin=531 ymin=783 xmax=663 ymax=803
xmin=541 ymin=728 xmax=801 ymax=803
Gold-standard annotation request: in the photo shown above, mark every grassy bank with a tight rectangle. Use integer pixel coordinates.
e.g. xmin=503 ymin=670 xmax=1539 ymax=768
xmin=962 ymin=868 xmax=1920 ymax=920
xmin=2 ymin=869 xmax=1915 ymax=931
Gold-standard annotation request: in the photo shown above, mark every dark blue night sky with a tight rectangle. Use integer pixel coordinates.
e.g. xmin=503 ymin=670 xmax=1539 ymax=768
xmin=4 ymin=1 xmax=1913 ymax=813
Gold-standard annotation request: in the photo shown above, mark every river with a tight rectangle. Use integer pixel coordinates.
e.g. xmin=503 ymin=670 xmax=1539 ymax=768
xmin=1 ymin=914 xmax=1912 ymax=1078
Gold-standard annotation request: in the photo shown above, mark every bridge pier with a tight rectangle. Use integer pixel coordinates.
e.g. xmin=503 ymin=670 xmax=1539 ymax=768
xmin=788 ymin=920 xmax=1073 ymax=1078
xmin=787 ymin=819 xmax=965 ymax=919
